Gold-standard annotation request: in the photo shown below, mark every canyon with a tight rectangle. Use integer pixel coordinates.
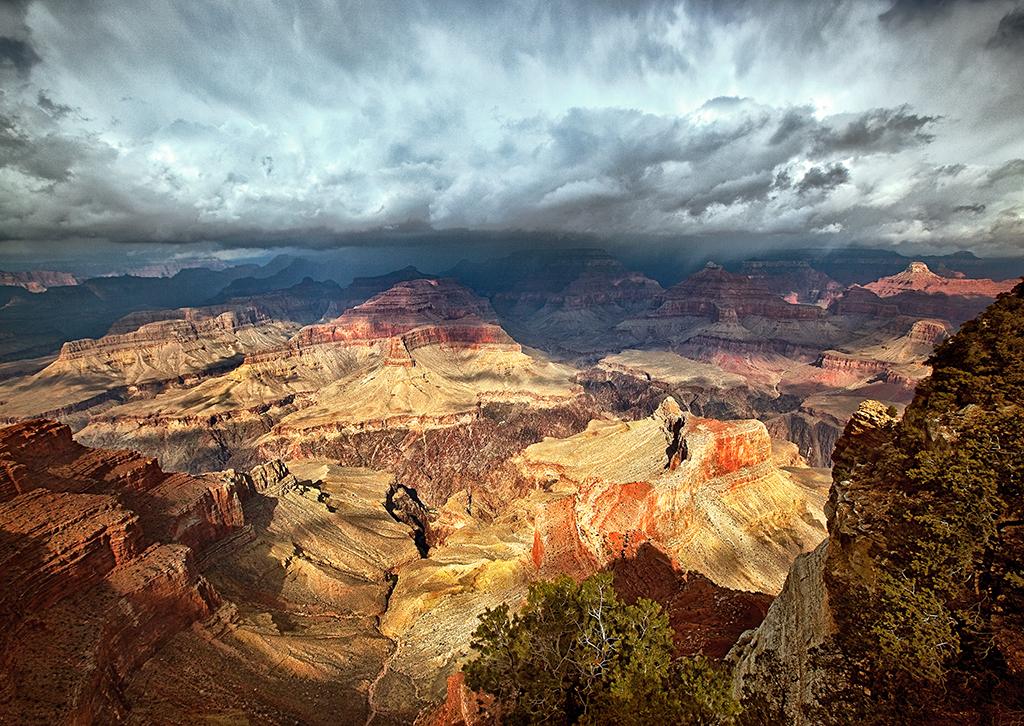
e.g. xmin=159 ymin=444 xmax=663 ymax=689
xmin=0 ymin=248 xmax=1017 ymax=724
xmin=0 ymin=395 xmax=824 ymax=724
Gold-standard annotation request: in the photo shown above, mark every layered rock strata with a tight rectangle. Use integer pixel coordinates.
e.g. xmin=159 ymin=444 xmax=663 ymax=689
xmin=77 ymin=279 xmax=584 ymax=478
xmin=0 ymin=419 xmax=265 ymax=723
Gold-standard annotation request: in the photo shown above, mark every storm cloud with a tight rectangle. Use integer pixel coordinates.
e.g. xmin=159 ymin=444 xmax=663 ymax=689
xmin=0 ymin=0 xmax=1022 ymax=254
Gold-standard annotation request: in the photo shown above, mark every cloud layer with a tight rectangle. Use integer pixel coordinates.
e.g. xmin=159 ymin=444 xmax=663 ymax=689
xmin=1 ymin=0 xmax=1022 ymax=253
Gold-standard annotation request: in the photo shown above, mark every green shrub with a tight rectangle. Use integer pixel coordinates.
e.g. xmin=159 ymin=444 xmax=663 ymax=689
xmin=463 ymin=573 xmax=739 ymax=725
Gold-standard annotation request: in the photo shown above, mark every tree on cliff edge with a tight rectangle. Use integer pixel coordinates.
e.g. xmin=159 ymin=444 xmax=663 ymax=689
xmin=463 ymin=573 xmax=738 ymax=725
xmin=821 ymin=281 xmax=1024 ymax=723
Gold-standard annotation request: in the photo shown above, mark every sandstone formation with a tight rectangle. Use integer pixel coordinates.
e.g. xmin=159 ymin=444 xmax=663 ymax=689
xmin=618 ymin=263 xmax=846 ymax=370
xmin=515 ymin=397 xmax=829 ymax=594
xmin=0 ymin=305 xmax=299 ymax=424
xmin=864 ymin=261 xmax=1015 ymax=299
xmin=0 ymin=419 xmax=258 ymax=723
xmin=832 ymin=262 xmax=1017 ymax=325
xmin=651 ymin=263 xmax=826 ymax=322
xmin=122 ymin=461 xmax=421 ymax=725
xmin=727 ymin=540 xmax=835 ymax=723
xmin=740 ymin=260 xmax=844 ymax=307
xmin=0 ymin=398 xmax=832 ymax=724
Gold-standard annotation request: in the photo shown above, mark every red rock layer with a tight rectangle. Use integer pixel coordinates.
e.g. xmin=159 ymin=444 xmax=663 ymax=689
xmin=864 ymin=261 xmax=1016 ymax=299
xmin=651 ymin=263 xmax=824 ymax=321
xmin=255 ymin=278 xmax=518 ymax=359
xmin=0 ymin=419 xmax=261 ymax=723
xmin=832 ymin=282 xmax=1007 ymax=325
xmin=527 ymin=409 xmax=781 ymax=576
xmin=0 ymin=420 xmax=245 ymax=550
xmin=57 ymin=306 xmax=272 ymax=361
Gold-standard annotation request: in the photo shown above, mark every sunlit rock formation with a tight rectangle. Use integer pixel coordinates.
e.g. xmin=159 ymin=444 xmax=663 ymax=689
xmin=76 ymin=279 xmax=586 ymax=485
xmin=0 ymin=419 xmax=253 ymax=723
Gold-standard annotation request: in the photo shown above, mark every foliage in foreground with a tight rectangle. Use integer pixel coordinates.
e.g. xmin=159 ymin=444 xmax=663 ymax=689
xmin=463 ymin=573 xmax=738 ymax=725
xmin=822 ymin=282 xmax=1024 ymax=723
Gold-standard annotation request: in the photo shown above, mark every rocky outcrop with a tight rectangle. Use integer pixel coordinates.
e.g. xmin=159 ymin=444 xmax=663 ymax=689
xmin=517 ymin=398 xmax=828 ymax=594
xmin=864 ymin=261 xmax=1015 ymax=299
xmin=727 ymin=541 xmax=835 ymax=724
xmin=832 ymin=268 xmax=1012 ymax=325
xmin=0 ymin=305 xmax=299 ymax=423
xmin=617 ymin=264 xmax=843 ymax=370
xmin=0 ymin=419 xmax=277 ymax=724
xmin=252 ymin=278 xmax=520 ymax=367
xmin=651 ymin=263 xmax=825 ymax=322
xmin=764 ymin=410 xmax=842 ymax=468
xmin=727 ymin=400 xmax=899 ymax=722
xmin=122 ymin=461 xmax=420 ymax=725
xmin=108 ymin=278 xmax=340 ymax=336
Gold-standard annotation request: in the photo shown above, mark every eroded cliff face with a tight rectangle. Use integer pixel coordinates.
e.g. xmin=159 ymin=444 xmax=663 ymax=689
xmin=122 ymin=461 xmax=422 ymax=725
xmin=0 ymin=419 xmax=257 ymax=723
xmin=0 ymin=305 xmax=300 ymax=424
xmin=730 ymin=282 xmax=1024 ymax=723
xmin=740 ymin=260 xmax=844 ymax=308
xmin=517 ymin=397 xmax=828 ymax=594
xmin=446 ymin=249 xmax=665 ymax=356
xmin=831 ymin=263 xmax=1014 ymax=325
xmin=864 ymin=261 xmax=1015 ymax=299
xmin=0 ymin=392 xmax=834 ymax=725
xmin=728 ymin=400 xmax=898 ymax=723
xmin=0 ymin=269 xmax=79 ymax=292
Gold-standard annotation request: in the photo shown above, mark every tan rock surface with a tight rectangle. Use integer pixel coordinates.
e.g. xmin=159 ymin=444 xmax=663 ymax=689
xmin=516 ymin=398 xmax=829 ymax=593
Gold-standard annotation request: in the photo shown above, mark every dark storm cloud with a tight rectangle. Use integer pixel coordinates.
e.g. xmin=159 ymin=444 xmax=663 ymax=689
xmin=987 ymin=7 xmax=1024 ymax=47
xmin=36 ymin=92 xmax=72 ymax=119
xmin=797 ymin=164 xmax=851 ymax=193
xmin=816 ymin=107 xmax=937 ymax=154
xmin=879 ymin=0 xmax=993 ymax=23
xmin=0 ymin=36 xmax=38 ymax=76
xmin=0 ymin=0 xmax=1021 ymax=255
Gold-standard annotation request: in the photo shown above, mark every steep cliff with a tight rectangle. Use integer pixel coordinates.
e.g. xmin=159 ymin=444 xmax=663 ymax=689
xmin=730 ymin=282 xmax=1024 ymax=724
xmin=0 ymin=419 xmax=263 ymax=723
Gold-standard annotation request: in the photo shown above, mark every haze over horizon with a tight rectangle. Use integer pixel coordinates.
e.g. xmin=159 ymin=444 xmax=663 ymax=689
xmin=1 ymin=0 xmax=1023 ymax=264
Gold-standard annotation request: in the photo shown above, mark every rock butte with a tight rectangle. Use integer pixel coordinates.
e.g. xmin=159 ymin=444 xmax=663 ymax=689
xmin=864 ymin=261 xmax=1015 ymax=299
xmin=516 ymin=397 xmax=828 ymax=593
xmin=0 ymin=306 xmax=299 ymax=424
xmin=73 ymin=278 xmax=584 ymax=474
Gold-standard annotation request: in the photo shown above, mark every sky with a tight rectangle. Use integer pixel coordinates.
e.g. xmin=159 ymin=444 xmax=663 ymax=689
xmin=1 ymin=0 xmax=1023 ymax=262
